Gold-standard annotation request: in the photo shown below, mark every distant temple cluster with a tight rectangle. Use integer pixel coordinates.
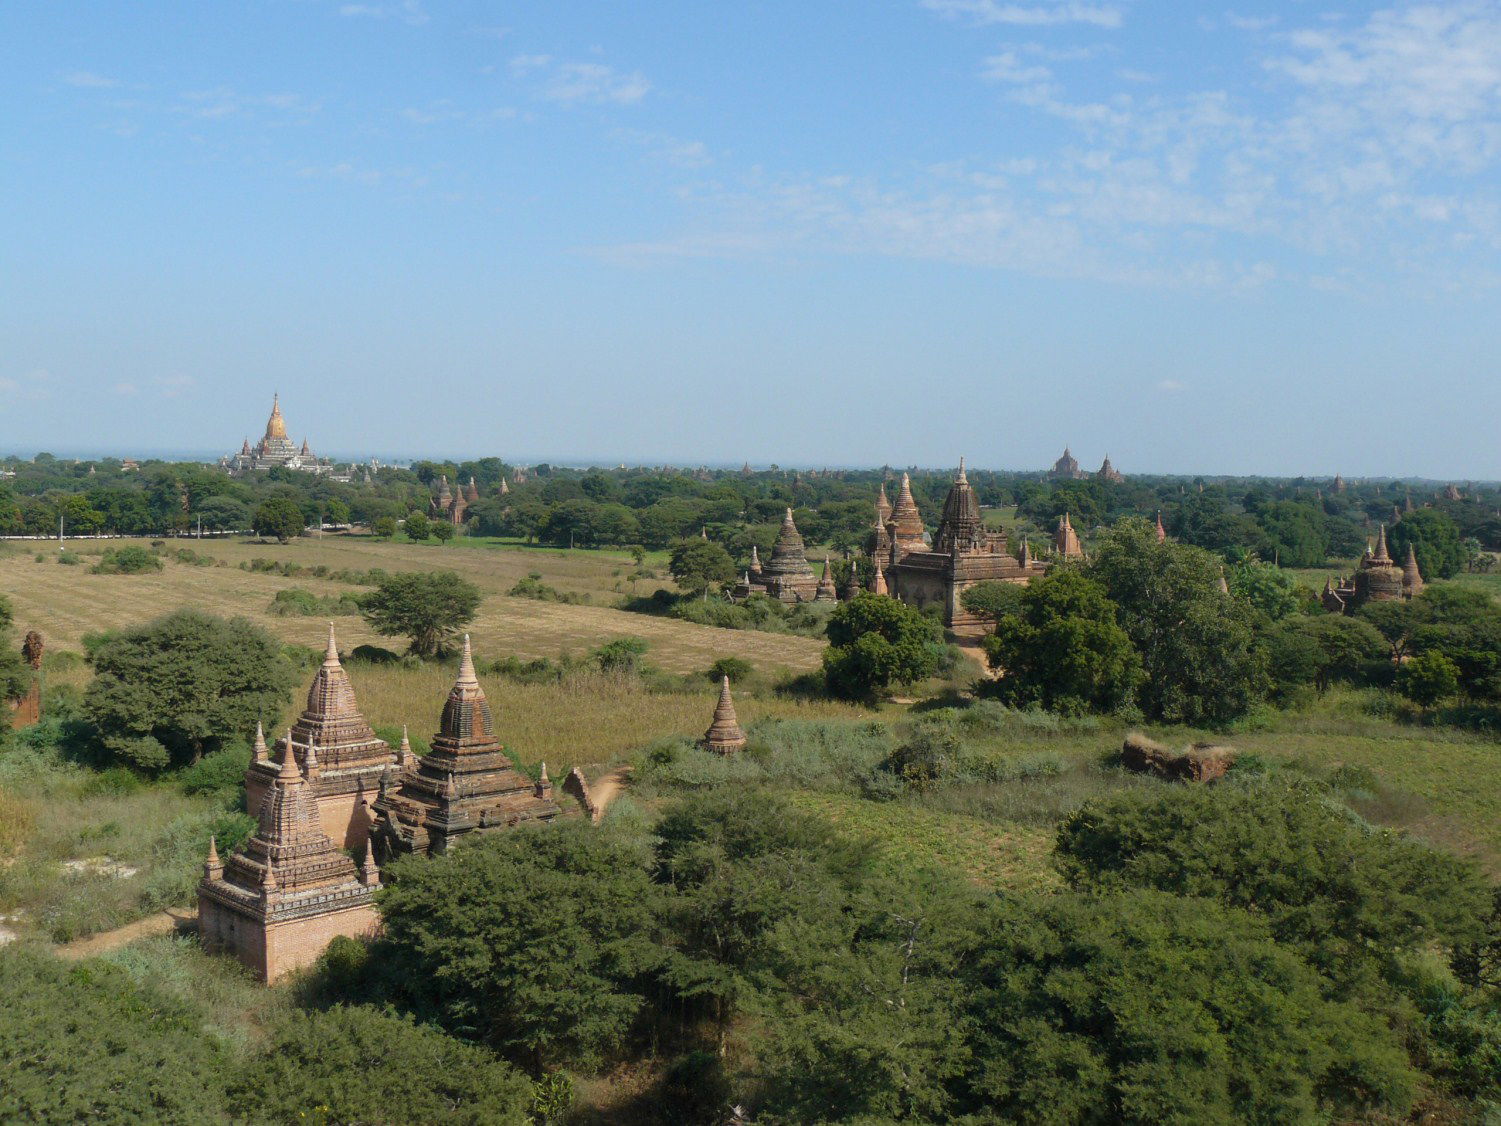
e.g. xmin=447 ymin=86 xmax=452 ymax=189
xmin=199 ymin=625 xmax=743 ymax=982
xmin=1321 ymin=525 xmax=1424 ymax=614
xmin=1050 ymin=446 xmax=1123 ymax=483
xmin=221 ymin=394 xmax=384 ymax=483
xmin=431 ymin=475 xmax=482 ymax=525
xmin=222 ymin=394 xmax=334 ymax=476
xmin=735 ymin=461 xmax=1089 ymax=628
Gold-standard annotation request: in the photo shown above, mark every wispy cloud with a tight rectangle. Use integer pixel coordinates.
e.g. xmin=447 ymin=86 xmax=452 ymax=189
xmin=61 ymin=70 xmax=119 ymax=89
xmin=922 ymin=0 xmax=1124 ymax=29
xmin=1 ymin=369 xmax=53 ymax=401
xmin=613 ymin=129 xmax=711 ymax=168
xmin=338 ymin=1 xmax=428 ymax=25
xmin=544 ymin=62 xmax=650 ymax=105
xmin=1156 ymin=379 xmax=1186 ymax=392
xmin=596 ymin=4 xmax=1501 ymax=293
xmin=508 ymin=54 xmax=650 ymax=106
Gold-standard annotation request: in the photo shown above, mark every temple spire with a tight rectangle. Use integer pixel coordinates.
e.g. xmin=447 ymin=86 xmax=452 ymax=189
xmin=456 ymin=634 xmax=478 ymax=688
xmin=204 ymin=835 xmax=222 ymax=880
xmin=279 ymin=731 xmax=301 ymax=783
xmin=1373 ymin=523 xmax=1391 ymax=563
xmin=702 ymin=676 xmax=748 ymax=755
xmin=956 ymin=457 xmax=967 ymax=484
xmin=252 ymin=721 xmax=268 ymax=763
xmin=325 ymin=622 xmax=340 ymax=665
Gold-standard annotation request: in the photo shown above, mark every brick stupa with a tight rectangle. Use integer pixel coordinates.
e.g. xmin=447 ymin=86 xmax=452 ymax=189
xmin=702 ymin=676 xmax=748 ymax=755
xmin=737 ymin=508 xmax=818 ymax=603
xmin=886 ymin=472 xmax=928 ymax=561
xmin=370 ymin=636 xmax=559 ymax=858
xmin=199 ymin=739 xmax=379 ymax=982
xmin=245 ymin=624 xmax=394 ymax=850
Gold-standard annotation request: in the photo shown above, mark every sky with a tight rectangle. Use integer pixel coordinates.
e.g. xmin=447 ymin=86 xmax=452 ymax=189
xmin=2 ymin=1 xmax=1500 ymax=477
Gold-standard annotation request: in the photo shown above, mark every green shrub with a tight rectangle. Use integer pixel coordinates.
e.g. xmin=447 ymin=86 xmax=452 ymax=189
xmin=174 ymin=743 xmax=251 ymax=804
xmin=90 ymin=546 xmax=162 ymax=575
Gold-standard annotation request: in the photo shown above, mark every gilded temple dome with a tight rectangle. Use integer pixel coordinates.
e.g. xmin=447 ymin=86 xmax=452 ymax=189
xmin=265 ymin=393 xmax=288 ymax=442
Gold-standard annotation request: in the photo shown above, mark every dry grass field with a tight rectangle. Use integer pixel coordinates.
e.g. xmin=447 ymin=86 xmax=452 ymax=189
xmin=0 ymin=535 xmax=825 ymax=675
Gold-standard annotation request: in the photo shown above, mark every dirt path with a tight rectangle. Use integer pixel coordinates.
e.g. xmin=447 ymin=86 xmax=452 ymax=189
xmin=588 ymin=765 xmax=633 ymax=814
xmin=55 ymin=908 xmax=194 ymax=961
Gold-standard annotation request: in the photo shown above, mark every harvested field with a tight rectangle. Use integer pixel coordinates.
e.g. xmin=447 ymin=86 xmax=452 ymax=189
xmin=0 ymin=536 xmax=825 ymax=674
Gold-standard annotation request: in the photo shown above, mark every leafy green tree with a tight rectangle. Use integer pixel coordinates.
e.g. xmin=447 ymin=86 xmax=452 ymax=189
xmin=361 ymin=571 xmax=481 ymax=659
xmin=84 ymin=610 xmax=295 ymax=769
xmin=0 ymin=949 xmax=230 ymax=1122
xmin=668 ymin=539 xmax=735 ymax=598
xmin=981 ymin=570 xmax=1140 ymax=715
xmin=195 ymin=495 xmax=249 ymax=531
xmin=756 ymin=870 xmax=981 ymax=1123
xmin=1396 ymin=651 xmax=1460 ymax=706
xmin=371 ymin=515 xmax=397 ymax=538
xmin=378 ymin=822 xmax=660 ymax=1071
xmin=959 ymin=579 xmax=1024 ymax=624
xmin=1056 ymin=780 xmax=1491 ymax=997
xmin=1391 ymin=508 xmax=1466 ymax=580
xmin=323 ymin=498 xmax=352 ymax=526
xmin=1256 ymin=499 xmax=1331 ymax=566
xmin=1289 ymin=614 xmax=1388 ymax=692
xmin=432 ymin=519 xmax=456 ymax=544
xmin=654 ymin=791 xmax=873 ymax=1056
xmin=822 ymin=593 xmax=943 ymax=700
xmin=0 ymin=594 xmax=28 ymax=702
xmin=228 ymin=1006 xmax=532 ymax=1126
xmin=962 ymin=890 xmax=1415 ymax=1123
xmin=1228 ymin=561 xmax=1302 ymax=620
xmin=1086 ymin=518 xmax=1268 ymax=725
xmin=253 ymin=495 xmax=306 ymax=543
xmin=404 ymin=510 xmax=432 ymax=541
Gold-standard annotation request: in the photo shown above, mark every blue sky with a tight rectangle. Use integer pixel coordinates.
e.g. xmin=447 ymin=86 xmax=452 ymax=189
xmin=2 ymin=1 xmax=1499 ymax=476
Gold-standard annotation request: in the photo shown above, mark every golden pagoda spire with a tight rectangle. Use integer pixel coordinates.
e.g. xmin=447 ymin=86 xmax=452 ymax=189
xmin=265 ymin=393 xmax=288 ymax=442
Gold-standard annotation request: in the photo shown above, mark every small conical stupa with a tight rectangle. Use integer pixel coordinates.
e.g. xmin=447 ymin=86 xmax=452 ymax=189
xmin=814 ymin=555 xmax=838 ymax=601
xmin=702 ymin=676 xmax=748 ymax=755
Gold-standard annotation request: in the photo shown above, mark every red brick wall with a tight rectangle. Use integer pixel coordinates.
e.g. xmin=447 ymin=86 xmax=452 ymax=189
xmin=199 ymin=891 xmax=378 ymax=983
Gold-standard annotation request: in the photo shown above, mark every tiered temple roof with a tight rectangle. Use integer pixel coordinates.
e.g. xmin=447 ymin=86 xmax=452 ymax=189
xmin=932 ymin=458 xmax=986 ymax=554
xmin=737 ymin=509 xmax=819 ymax=602
xmin=1053 ymin=513 xmax=1083 ymax=559
xmin=702 ymin=676 xmax=748 ymax=755
xmin=371 ymin=637 xmax=559 ymax=858
xmin=199 ymin=738 xmax=378 ymax=981
xmin=887 ymin=473 xmax=928 ymax=559
xmin=222 ymin=394 xmax=332 ymax=476
xmin=245 ymin=625 xmax=395 ymax=849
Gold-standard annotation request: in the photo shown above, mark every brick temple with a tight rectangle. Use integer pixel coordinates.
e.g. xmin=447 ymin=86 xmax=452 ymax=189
xmin=244 ymin=625 xmax=396 ymax=850
xmin=199 ymin=740 xmax=380 ymax=983
xmin=735 ymin=508 xmax=819 ymax=603
xmin=887 ymin=461 xmax=1048 ymax=628
xmin=370 ymin=636 xmax=560 ymax=859
xmin=1322 ymin=525 xmax=1423 ymax=614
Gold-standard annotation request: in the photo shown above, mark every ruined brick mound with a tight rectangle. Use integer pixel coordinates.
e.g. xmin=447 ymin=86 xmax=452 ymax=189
xmin=1121 ymin=733 xmax=1236 ymax=783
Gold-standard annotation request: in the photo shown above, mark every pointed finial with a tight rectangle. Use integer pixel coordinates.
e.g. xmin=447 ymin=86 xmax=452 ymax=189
xmin=205 ymin=834 xmax=220 ymax=871
xmin=957 ymin=457 xmax=967 ymax=483
xmin=456 ymin=634 xmax=478 ymax=686
xmin=279 ymin=731 xmax=300 ymax=781
xmin=325 ymin=622 xmax=339 ymax=664
xmin=539 ymin=761 xmax=550 ymax=784
xmin=304 ymin=739 xmax=319 ymax=777
xmin=252 ymin=721 xmax=268 ymax=762
xmin=399 ymin=724 xmax=412 ymax=761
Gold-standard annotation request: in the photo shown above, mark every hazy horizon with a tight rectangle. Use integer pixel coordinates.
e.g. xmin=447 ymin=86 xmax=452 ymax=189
xmin=4 ymin=2 xmax=1500 ymax=477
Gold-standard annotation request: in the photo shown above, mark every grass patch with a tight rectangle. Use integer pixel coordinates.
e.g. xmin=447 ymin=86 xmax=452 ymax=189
xmin=783 ymin=790 xmax=1059 ymax=891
